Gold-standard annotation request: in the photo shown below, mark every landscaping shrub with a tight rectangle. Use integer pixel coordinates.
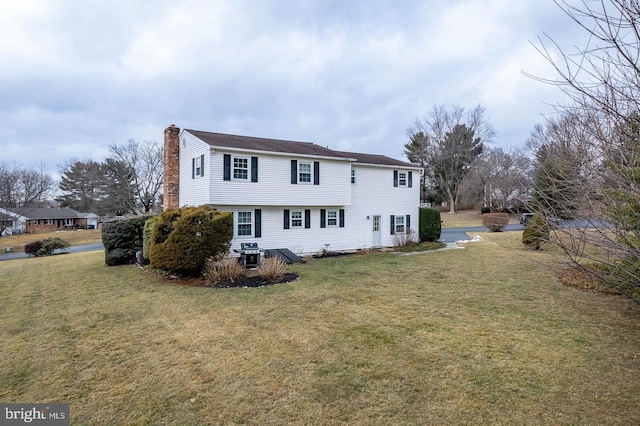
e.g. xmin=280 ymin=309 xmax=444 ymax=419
xmin=38 ymin=237 xmax=70 ymax=255
xmin=522 ymin=214 xmax=550 ymax=250
xmin=392 ymin=228 xmax=418 ymax=248
xmin=204 ymin=253 xmax=244 ymax=286
xmin=142 ymin=216 xmax=158 ymax=259
xmin=482 ymin=213 xmax=509 ymax=232
xmin=419 ymin=208 xmax=442 ymax=242
xmin=24 ymin=240 xmax=42 ymax=256
xmin=149 ymin=206 xmax=233 ymax=276
xmin=258 ymin=255 xmax=288 ymax=282
xmin=102 ymin=216 xmax=151 ymax=266
xmin=24 ymin=238 xmax=70 ymax=256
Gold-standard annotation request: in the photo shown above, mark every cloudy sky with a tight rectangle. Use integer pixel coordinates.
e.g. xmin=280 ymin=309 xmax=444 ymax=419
xmin=1 ymin=0 xmax=584 ymax=175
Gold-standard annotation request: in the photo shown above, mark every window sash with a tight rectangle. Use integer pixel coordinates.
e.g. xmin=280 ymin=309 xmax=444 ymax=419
xmin=291 ymin=210 xmax=303 ymax=227
xmin=351 ymin=169 xmax=356 ymax=184
xmin=299 ymin=162 xmax=312 ymax=183
xmin=395 ymin=216 xmax=405 ymax=233
xmin=233 ymin=157 xmax=249 ymax=180
xmin=195 ymin=157 xmax=202 ymax=176
xmin=327 ymin=210 xmax=338 ymax=226
xmin=237 ymin=211 xmax=252 ymax=236
xmin=398 ymin=172 xmax=407 ymax=187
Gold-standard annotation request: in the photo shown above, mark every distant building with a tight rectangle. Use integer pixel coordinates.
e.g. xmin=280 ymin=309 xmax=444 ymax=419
xmin=0 ymin=207 xmax=99 ymax=235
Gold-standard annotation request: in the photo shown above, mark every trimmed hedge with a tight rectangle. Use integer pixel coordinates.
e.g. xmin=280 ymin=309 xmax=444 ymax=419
xmin=149 ymin=206 xmax=233 ymax=276
xmin=419 ymin=208 xmax=442 ymax=242
xmin=24 ymin=238 xmax=70 ymax=257
xmin=482 ymin=213 xmax=509 ymax=232
xmin=102 ymin=216 xmax=152 ymax=266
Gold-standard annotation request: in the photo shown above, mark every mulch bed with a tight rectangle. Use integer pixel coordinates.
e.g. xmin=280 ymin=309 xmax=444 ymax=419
xmin=211 ymin=272 xmax=300 ymax=289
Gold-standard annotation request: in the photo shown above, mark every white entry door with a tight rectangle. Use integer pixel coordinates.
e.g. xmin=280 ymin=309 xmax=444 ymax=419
xmin=372 ymin=215 xmax=381 ymax=246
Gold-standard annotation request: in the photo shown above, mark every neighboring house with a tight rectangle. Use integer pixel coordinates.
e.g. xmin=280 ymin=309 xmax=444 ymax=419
xmin=0 ymin=207 xmax=99 ymax=234
xmin=163 ymin=124 xmax=422 ymax=254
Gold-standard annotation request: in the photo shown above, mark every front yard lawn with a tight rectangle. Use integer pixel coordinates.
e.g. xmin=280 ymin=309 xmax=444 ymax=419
xmin=1 ymin=232 xmax=640 ymax=424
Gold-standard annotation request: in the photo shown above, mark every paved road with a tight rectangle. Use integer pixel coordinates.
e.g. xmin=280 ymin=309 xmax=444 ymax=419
xmin=0 ymin=242 xmax=105 ymax=261
xmin=439 ymin=224 xmax=525 ymax=243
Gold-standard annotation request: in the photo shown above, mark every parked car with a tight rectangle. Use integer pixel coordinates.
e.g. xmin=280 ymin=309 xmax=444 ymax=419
xmin=520 ymin=213 xmax=534 ymax=225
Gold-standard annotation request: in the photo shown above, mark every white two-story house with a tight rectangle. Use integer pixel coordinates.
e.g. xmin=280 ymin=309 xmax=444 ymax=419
xmin=163 ymin=124 xmax=421 ymax=254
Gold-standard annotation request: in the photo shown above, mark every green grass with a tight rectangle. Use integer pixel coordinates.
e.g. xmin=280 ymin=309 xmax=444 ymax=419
xmin=1 ymin=232 xmax=640 ymax=424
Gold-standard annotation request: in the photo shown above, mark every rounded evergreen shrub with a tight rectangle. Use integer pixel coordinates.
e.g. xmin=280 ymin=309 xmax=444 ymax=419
xmin=419 ymin=208 xmax=442 ymax=242
xmin=142 ymin=216 xmax=158 ymax=259
xmin=150 ymin=206 xmax=233 ymax=276
xmin=522 ymin=214 xmax=550 ymax=250
xmin=38 ymin=237 xmax=70 ymax=255
xmin=102 ymin=216 xmax=152 ymax=266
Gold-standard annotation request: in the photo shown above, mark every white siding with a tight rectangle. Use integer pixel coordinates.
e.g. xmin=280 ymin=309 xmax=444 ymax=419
xmin=209 ymin=150 xmax=351 ymax=206
xmin=178 ymin=131 xmax=211 ymax=207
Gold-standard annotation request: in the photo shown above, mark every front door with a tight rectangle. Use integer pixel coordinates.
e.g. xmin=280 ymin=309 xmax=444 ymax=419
xmin=372 ymin=215 xmax=381 ymax=246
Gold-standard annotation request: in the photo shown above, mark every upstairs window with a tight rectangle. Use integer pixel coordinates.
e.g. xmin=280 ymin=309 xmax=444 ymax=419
xmin=351 ymin=169 xmax=356 ymax=184
xmin=393 ymin=170 xmax=413 ymax=188
xmin=398 ymin=172 xmax=407 ymax=187
xmin=291 ymin=210 xmax=303 ymax=227
xmin=233 ymin=157 xmax=249 ymax=180
xmin=192 ymin=154 xmax=205 ymax=178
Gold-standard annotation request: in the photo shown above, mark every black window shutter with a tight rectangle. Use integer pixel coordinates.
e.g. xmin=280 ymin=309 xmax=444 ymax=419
xmin=408 ymin=171 xmax=412 ymax=188
xmin=223 ymin=154 xmax=231 ymax=181
xmin=305 ymin=209 xmax=311 ymax=229
xmin=255 ymin=209 xmax=262 ymax=238
xmin=339 ymin=209 xmax=345 ymax=228
xmin=406 ymin=214 xmax=411 ymax=231
xmin=283 ymin=209 xmax=290 ymax=229
xmin=192 ymin=158 xmax=195 ymax=179
xmin=251 ymin=157 xmax=258 ymax=182
xmin=393 ymin=170 xmax=398 ymax=187
xmin=390 ymin=215 xmax=395 ymax=235
xmin=314 ymin=161 xmax=320 ymax=185
xmin=200 ymin=154 xmax=205 ymax=177
xmin=291 ymin=160 xmax=298 ymax=184
xmin=320 ymin=209 xmax=326 ymax=228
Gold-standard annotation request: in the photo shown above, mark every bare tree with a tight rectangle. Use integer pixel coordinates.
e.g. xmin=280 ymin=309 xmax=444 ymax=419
xmin=0 ymin=161 xmax=55 ymax=208
xmin=526 ymin=0 xmax=640 ymax=297
xmin=108 ymin=139 xmax=164 ymax=214
xmin=406 ymin=105 xmax=495 ymax=213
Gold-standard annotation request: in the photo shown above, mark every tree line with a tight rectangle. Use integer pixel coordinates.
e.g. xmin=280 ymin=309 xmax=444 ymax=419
xmin=0 ymin=139 xmax=163 ymax=216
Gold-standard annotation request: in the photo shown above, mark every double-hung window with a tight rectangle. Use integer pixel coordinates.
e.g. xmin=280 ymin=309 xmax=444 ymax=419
xmin=233 ymin=157 xmax=249 ymax=180
xmin=64 ymin=218 xmax=75 ymax=227
xmin=395 ymin=216 xmax=405 ymax=233
xmin=299 ymin=162 xmax=312 ymax=183
xmin=398 ymin=172 xmax=407 ymax=187
xmin=237 ymin=211 xmax=252 ymax=237
xmin=327 ymin=210 xmax=338 ymax=227
xmin=291 ymin=210 xmax=303 ymax=227
xmin=351 ymin=169 xmax=356 ymax=184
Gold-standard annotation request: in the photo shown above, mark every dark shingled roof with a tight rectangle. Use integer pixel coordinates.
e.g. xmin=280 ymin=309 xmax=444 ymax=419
xmin=185 ymin=129 xmax=348 ymax=159
xmin=185 ymin=129 xmax=419 ymax=168
xmin=12 ymin=207 xmax=84 ymax=219
xmin=332 ymin=150 xmax=417 ymax=168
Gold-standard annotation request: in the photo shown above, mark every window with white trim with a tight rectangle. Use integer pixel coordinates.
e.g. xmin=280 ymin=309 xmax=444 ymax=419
xmin=351 ymin=169 xmax=356 ymax=184
xmin=327 ymin=210 xmax=338 ymax=227
xmin=194 ymin=156 xmax=202 ymax=177
xmin=64 ymin=218 xmax=75 ymax=226
xmin=28 ymin=220 xmax=38 ymax=226
xmin=299 ymin=162 xmax=312 ymax=183
xmin=45 ymin=219 xmax=54 ymax=225
xmin=398 ymin=171 xmax=407 ymax=187
xmin=233 ymin=156 xmax=249 ymax=180
xmin=237 ymin=211 xmax=253 ymax=237
xmin=395 ymin=215 xmax=405 ymax=233
xmin=291 ymin=210 xmax=303 ymax=227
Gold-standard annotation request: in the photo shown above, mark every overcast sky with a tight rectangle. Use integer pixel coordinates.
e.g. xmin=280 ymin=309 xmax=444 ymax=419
xmin=1 ymin=0 xmax=585 ymax=175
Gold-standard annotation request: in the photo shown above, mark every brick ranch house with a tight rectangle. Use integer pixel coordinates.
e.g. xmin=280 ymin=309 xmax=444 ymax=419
xmin=163 ymin=124 xmax=422 ymax=254
xmin=0 ymin=207 xmax=99 ymax=235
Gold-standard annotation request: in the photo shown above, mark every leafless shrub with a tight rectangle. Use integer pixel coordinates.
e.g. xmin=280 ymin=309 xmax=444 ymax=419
xmin=482 ymin=213 xmax=509 ymax=232
xmin=392 ymin=227 xmax=418 ymax=248
xmin=257 ymin=256 xmax=288 ymax=282
xmin=204 ymin=253 xmax=244 ymax=286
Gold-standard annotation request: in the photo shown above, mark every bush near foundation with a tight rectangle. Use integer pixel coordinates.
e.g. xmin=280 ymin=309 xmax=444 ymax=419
xmin=419 ymin=208 xmax=442 ymax=242
xmin=142 ymin=216 xmax=158 ymax=259
xmin=149 ymin=206 xmax=233 ymax=276
xmin=102 ymin=216 xmax=152 ymax=266
xmin=482 ymin=213 xmax=509 ymax=232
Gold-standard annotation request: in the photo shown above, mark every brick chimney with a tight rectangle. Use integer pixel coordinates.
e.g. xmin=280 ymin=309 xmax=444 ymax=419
xmin=163 ymin=124 xmax=180 ymax=210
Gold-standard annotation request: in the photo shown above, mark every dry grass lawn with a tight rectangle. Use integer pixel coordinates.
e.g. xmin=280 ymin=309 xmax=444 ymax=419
xmin=1 ymin=232 xmax=640 ymax=424
xmin=440 ymin=209 xmax=519 ymax=228
xmin=0 ymin=229 xmax=102 ymax=252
